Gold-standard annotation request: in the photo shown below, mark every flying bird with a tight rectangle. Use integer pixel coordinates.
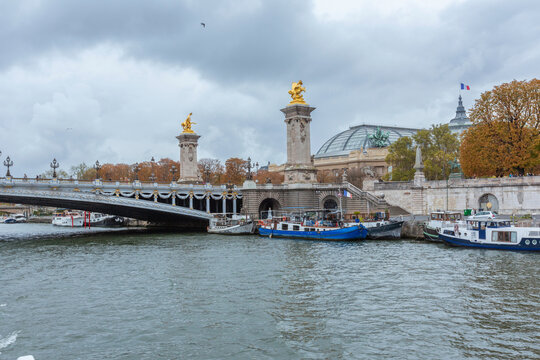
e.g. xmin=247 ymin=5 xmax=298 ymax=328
xmin=200 ymin=22 xmax=205 ymax=28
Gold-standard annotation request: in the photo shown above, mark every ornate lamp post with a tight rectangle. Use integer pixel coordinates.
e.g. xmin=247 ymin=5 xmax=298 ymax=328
xmin=202 ymin=164 xmax=211 ymax=184
xmin=50 ymin=158 xmax=59 ymax=178
xmin=4 ymin=156 xmax=13 ymax=177
xmin=246 ymin=157 xmax=258 ymax=180
xmin=94 ymin=160 xmax=101 ymax=180
xmin=169 ymin=165 xmax=178 ymax=182
xmin=132 ymin=162 xmax=139 ymax=181
xmin=149 ymin=172 xmax=156 ymax=182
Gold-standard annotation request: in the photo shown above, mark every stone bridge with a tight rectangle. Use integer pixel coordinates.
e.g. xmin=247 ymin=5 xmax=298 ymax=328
xmin=0 ymin=177 xmax=244 ymax=227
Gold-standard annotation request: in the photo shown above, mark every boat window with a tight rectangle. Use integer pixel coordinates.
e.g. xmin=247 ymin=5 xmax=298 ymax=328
xmin=293 ymin=225 xmax=300 ymax=231
xmin=492 ymin=231 xmax=518 ymax=243
xmin=528 ymin=231 xmax=540 ymax=237
xmin=281 ymin=224 xmax=288 ymax=230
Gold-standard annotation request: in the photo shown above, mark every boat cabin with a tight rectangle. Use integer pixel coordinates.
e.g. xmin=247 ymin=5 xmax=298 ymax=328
xmin=430 ymin=211 xmax=463 ymax=221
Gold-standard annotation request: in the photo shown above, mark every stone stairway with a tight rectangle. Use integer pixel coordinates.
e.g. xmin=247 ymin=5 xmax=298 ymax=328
xmin=344 ymin=182 xmax=410 ymax=215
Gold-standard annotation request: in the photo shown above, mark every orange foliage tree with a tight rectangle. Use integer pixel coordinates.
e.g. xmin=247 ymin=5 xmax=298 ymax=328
xmin=223 ymin=157 xmax=247 ymax=185
xmin=253 ymin=169 xmax=284 ymax=184
xmin=460 ymin=79 xmax=540 ymax=177
xmin=71 ymin=158 xmax=180 ymax=182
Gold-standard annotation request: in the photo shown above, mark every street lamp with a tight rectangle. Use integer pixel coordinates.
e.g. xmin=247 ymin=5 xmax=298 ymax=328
xmin=149 ymin=172 xmax=156 ymax=182
xmin=246 ymin=157 xmax=257 ymax=180
xmin=170 ymin=165 xmax=178 ymax=182
xmin=132 ymin=162 xmax=139 ymax=181
xmin=203 ymin=164 xmax=211 ymax=184
xmin=50 ymin=158 xmax=59 ymax=178
xmin=94 ymin=160 xmax=101 ymax=180
xmin=4 ymin=156 xmax=13 ymax=177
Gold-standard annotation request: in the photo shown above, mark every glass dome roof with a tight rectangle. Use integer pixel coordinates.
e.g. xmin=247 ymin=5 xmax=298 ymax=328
xmin=314 ymin=124 xmax=420 ymax=158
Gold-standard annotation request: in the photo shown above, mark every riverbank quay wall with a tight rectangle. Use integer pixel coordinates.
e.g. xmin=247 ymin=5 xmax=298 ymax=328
xmin=239 ymin=181 xmax=392 ymax=217
xmin=364 ymin=175 xmax=540 ymax=215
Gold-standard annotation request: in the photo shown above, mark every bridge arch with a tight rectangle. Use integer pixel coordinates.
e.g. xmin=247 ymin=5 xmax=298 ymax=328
xmin=258 ymin=198 xmax=281 ymax=219
xmin=479 ymin=193 xmax=499 ymax=212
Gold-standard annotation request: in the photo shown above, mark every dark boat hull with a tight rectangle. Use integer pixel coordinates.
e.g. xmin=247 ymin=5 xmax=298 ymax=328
xmin=423 ymin=225 xmax=441 ymax=242
xmin=91 ymin=216 xmax=126 ymax=227
xmin=367 ymin=221 xmax=404 ymax=239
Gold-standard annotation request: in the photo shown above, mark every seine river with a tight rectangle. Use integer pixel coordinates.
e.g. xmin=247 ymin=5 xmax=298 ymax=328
xmin=1 ymin=224 xmax=538 ymax=359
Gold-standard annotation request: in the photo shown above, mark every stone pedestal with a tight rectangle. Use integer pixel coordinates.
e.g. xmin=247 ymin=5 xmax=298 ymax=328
xmin=176 ymin=132 xmax=202 ymax=184
xmin=280 ymin=104 xmax=317 ymax=184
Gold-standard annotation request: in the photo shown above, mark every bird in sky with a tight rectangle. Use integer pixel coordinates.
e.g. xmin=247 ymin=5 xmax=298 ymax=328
xmin=200 ymin=22 xmax=205 ymax=28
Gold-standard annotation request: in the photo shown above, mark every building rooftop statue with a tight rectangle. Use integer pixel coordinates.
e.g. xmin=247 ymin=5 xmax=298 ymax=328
xmin=315 ymin=124 xmax=420 ymax=158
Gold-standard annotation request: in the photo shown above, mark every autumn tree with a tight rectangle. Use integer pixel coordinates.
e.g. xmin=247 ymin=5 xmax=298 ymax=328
xmin=460 ymin=79 xmax=540 ymax=177
xmin=198 ymin=158 xmax=224 ymax=184
xmin=253 ymin=169 xmax=284 ymax=184
xmin=70 ymin=163 xmax=92 ymax=180
xmin=223 ymin=157 xmax=247 ymax=185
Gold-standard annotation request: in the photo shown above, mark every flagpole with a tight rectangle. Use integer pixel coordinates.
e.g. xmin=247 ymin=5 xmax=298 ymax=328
xmin=339 ymin=187 xmax=343 ymax=221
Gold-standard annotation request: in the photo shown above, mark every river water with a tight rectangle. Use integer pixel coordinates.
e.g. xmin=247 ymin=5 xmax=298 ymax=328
xmin=0 ymin=224 xmax=538 ymax=359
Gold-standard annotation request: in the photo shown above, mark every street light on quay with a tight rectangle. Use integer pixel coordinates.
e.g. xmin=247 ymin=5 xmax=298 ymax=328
xmin=132 ymin=162 xmax=140 ymax=181
xmin=50 ymin=158 xmax=59 ymax=178
xmin=246 ymin=157 xmax=258 ymax=180
xmin=169 ymin=165 xmax=178 ymax=182
xmin=94 ymin=160 xmax=102 ymax=180
xmin=4 ymin=156 xmax=13 ymax=177
xmin=203 ymin=164 xmax=211 ymax=184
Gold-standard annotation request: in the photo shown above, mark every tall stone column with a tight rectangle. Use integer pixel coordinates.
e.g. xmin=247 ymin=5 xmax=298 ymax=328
xmin=281 ymin=81 xmax=317 ymax=184
xmin=176 ymin=132 xmax=202 ymax=184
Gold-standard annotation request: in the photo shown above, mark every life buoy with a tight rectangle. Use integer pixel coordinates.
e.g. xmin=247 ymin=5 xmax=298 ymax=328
xmin=258 ymin=220 xmax=264 ymax=226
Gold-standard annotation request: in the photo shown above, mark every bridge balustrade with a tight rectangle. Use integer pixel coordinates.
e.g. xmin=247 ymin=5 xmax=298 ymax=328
xmin=0 ymin=177 xmax=243 ymax=216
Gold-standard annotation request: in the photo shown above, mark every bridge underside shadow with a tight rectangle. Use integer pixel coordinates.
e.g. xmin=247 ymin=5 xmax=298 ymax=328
xmin=0 ymin=194 xmax=209 ymax=230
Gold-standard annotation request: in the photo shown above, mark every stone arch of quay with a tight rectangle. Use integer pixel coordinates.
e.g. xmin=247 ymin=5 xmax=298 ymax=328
xmin=258 ymin=197 xmax=282 ymax=218
xmin=321 ymin=195 xmax=339 ymax=210
xmin=478 ymin=193 xmax=499 ymax=212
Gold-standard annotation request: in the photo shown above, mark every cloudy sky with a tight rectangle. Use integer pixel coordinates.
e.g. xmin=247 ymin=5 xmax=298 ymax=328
xmin=0 ymin=0 xmax=538 ymax=177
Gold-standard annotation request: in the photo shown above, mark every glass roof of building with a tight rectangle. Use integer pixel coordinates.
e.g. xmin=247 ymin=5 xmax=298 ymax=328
xmin=314 ymin=124 xmax=420 ymax=158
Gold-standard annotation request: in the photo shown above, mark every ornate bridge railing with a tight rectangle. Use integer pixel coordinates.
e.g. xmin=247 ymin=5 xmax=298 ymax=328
xmin=0 ymin=177 xmax=244 ymax=219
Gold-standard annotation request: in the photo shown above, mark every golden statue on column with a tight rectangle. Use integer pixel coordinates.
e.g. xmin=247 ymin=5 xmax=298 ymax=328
xmin=181 ymin=112 xmax=196 ymax=133
xmin=288 ymin=80 xmax=307 ymax=105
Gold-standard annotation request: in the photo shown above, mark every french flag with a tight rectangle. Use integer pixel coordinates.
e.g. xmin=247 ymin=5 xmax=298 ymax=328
xmin=343 ymin=190 xmax=353 ymax=198
xmin=461 ymin=83 xmax=470 ymax=90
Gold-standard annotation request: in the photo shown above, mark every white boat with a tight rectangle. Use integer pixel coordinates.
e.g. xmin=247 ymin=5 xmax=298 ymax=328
xmin=423 ymin=211 xmax=465 ymax=242
xmin=208 ymin=214 xmax=256 ymax=235
xmin=3 ymin=214 xmax=27 ymax=224
xmin=52 ymin=211 xmax=125 ymax=227
xmin=52 ymin=212 xmax=84 ymax=227
xmin=438 ymin=218 xmax=540 ymax=251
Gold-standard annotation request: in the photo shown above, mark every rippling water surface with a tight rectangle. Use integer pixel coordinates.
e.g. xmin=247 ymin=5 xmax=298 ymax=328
xmin=0 ymin=224 xmax=539 ymax=359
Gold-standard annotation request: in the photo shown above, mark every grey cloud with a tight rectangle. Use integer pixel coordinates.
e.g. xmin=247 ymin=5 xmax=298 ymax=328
xmin=0 ymin=0 xmax=539 ymax=176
